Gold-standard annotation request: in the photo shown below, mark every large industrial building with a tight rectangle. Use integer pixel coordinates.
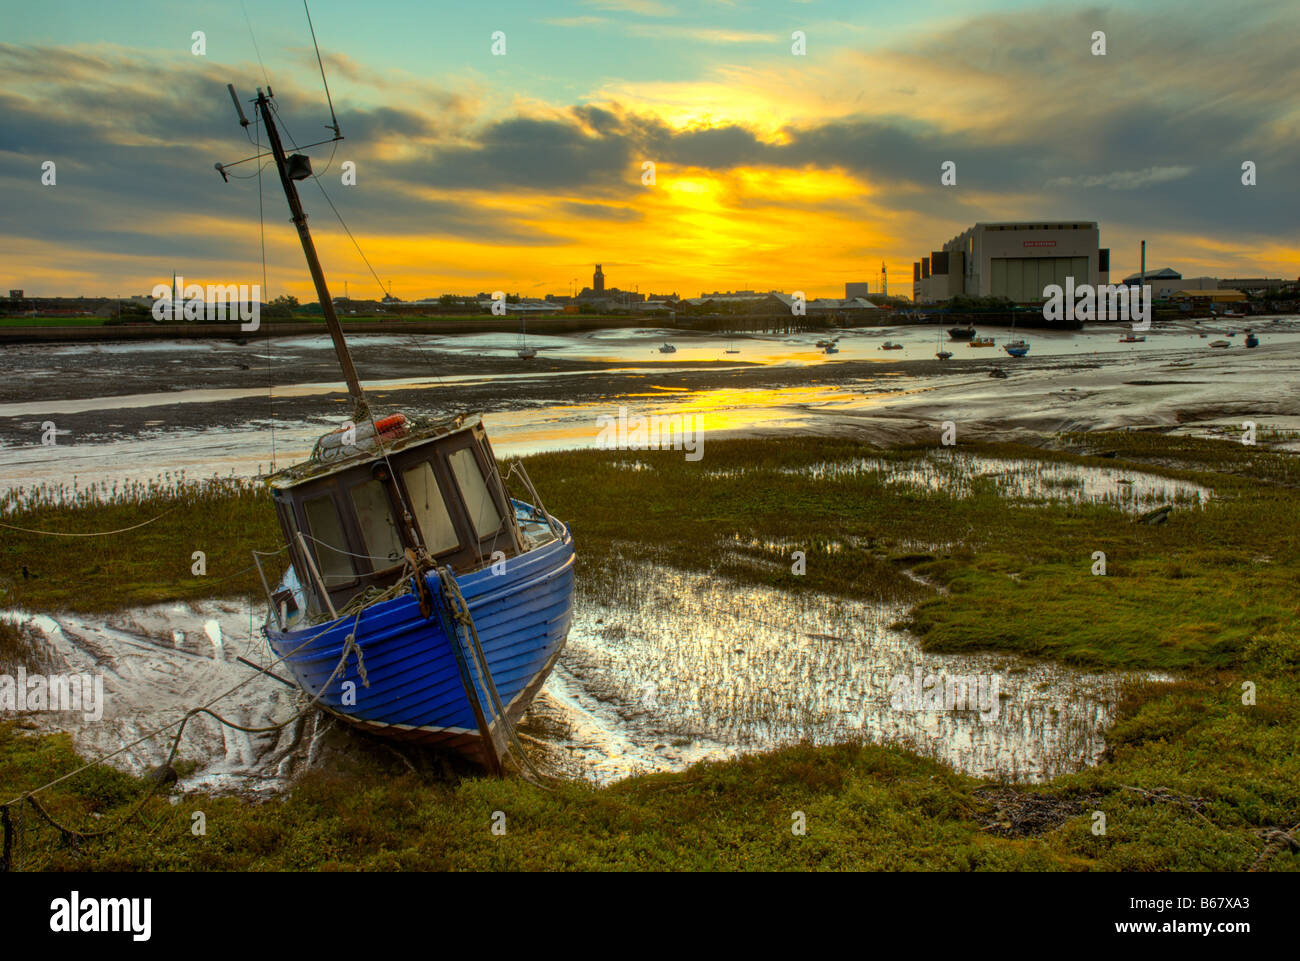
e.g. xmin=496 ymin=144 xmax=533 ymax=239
xmin=913 ymin=222 xmax=1109 ymax=304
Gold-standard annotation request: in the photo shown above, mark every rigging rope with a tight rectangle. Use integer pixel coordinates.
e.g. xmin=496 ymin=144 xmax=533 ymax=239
xmin=255 ymin=106 xmax=277 ymax=474
xmin=304 ymin=0 xmax=341 ymax=138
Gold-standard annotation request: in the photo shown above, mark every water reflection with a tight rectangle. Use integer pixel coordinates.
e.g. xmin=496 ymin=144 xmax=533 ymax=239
xmin=530 ymin=559 xmax=1169 ymax=785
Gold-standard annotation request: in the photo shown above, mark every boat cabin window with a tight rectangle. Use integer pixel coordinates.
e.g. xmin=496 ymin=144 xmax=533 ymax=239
xmin=303 ymin=494 xmax=355 ymax=586
xmin=402 ymin=461 xmax=460 ymax=555
xmin=349 ymin=480 xmax=405 ymax=571
xmin=448 ymin=446 xmax=504 ymax=539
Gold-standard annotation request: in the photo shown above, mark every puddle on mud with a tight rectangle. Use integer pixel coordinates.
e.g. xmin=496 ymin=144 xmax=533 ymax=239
xmin=525 ymin=559 xmax=1167 ymax=785
xmin=2 ymin=601 xmax=315 ymax=795
xmin=4 ymin=557 xmax=1165 ymax=792
xmin=782 ymin=451 xmax=1211 ymax=512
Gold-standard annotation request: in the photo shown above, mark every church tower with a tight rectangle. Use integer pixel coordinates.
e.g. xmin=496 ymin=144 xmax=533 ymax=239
xmin=593 ymin=264 xmax=605 ymax=295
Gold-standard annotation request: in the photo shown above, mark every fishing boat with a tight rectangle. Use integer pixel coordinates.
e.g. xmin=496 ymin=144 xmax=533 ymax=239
xmin=658 ymin=343 xmax=676 ymax=353
xmin=1118 ymin=334 xmax=1146 ymax=343
xmin=880 ymin=340 xmax=903 ymax=350
xmin=969 ymin=337 xmax=995 ymax=348
xmin=1003 ymin=313 xmax=1030 ymax=357
xmin=517 ymin=315 xmax=537 ymax=360
xmin=948 ymin=325 xmax=976 ymax=341
xmin=219 ymin=84 xmax=574 ymax=773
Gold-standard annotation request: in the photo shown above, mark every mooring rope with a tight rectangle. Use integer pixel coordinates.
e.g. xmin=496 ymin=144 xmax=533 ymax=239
xmin=0 ymin=506 xmax=178 ymax=537
xmin=0 ymin=597 xmax=368 ymax=857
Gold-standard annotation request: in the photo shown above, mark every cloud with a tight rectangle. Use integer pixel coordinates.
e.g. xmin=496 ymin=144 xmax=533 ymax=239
xmin=580 ymin=0 xmax=676 ymax=16
xmin=4 ymin=0 xmax=1300 ymax=298
xmin=626 ymin=25 xmax=779 ymax=44
xmin=1045 ymin=166 xmax=1194 ymax=190
xmin=541 ymin=17 xmax=608 ymax=28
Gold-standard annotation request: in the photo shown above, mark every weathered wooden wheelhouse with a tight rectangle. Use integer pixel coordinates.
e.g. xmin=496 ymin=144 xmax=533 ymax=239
xmin=270 ymin=415 xmax=526 ymax=620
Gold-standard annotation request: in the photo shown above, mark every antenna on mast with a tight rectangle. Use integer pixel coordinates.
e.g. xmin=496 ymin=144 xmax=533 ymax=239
xmin=216 ymin=85 xmax=368 ymax=420
xmin=227 ymin=83 xmax=251 ymax=127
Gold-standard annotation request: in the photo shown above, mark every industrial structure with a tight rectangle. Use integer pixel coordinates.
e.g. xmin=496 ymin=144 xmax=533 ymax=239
xmin=913 ymin=222 xmax=1109 ymax=304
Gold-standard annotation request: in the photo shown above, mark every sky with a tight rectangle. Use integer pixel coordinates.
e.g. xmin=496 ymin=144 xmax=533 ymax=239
xmin=2 ymin=0 xmax=1298 ymax=301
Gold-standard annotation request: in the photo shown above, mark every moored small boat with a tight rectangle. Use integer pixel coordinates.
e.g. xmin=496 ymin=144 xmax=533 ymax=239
xmin=1209 ymin=340 xmax=1230 ymax=348
xmin=948 ymin=325 xmax=976 ymax=341
xmin=1245 ymin=332 xmax=1259 ymax=348
xmin=219 ymin=82 xmax=576 ymax=773
xmin=880 ymin=340 xmax=903 ymax=350
xmin=517 ymin=314 xmax=536 ymax=359
xmin=969 ymin=337 xmax=995 ymax=348
xmin=658 ymin=343 xmax=676 ymax=353
xmin=1118 ymin=334 xmax=1146 ymax=343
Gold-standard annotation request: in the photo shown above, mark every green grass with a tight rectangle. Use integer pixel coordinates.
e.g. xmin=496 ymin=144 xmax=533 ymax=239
xmin=0 ymin=316 xmax=110 ymax=327
xmin=0 ymin=474 xmax=279 ymax=613
xmin=2 ymin=432 xmax=1298 ymax=870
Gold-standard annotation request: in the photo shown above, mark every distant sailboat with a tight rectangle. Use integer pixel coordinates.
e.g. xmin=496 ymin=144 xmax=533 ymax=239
xmin=935 ymin=330 xmax=952 ymax=360
xmin=1003 ymin=312 xmax=1030 ymax=357
xmin=517 ymin=314 xmax=536 ymax=359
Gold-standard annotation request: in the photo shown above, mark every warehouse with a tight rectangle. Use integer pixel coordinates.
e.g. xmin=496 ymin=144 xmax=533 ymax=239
xmin=913 ymin=222 xmax=1109 ymax=304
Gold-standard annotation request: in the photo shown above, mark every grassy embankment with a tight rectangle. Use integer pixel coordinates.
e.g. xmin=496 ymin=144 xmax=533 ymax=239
xmin=1 ymin=433 xmax=1297 ymax=870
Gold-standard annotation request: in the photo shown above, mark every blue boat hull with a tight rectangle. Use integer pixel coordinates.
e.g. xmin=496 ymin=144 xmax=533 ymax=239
xmin=265 ymin=522 xmax=575 ymax=766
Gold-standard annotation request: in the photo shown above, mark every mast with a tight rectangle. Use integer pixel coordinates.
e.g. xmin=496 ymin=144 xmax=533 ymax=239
xmin=255 ymin=89 xmax=369 ymax=422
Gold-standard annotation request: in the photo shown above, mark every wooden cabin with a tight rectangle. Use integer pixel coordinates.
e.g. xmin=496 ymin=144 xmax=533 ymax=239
xmin=269 ymin=414 xmax=526 ymax=619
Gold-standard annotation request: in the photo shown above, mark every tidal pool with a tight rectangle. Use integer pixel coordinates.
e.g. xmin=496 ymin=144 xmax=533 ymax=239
xmin=5 ymin=557 xmax=1167 ymax=792
xmin=526 ymin=559 xmax=1169 ymax=785
xmin=784 ymin=451 xmax=1211 ymax=512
